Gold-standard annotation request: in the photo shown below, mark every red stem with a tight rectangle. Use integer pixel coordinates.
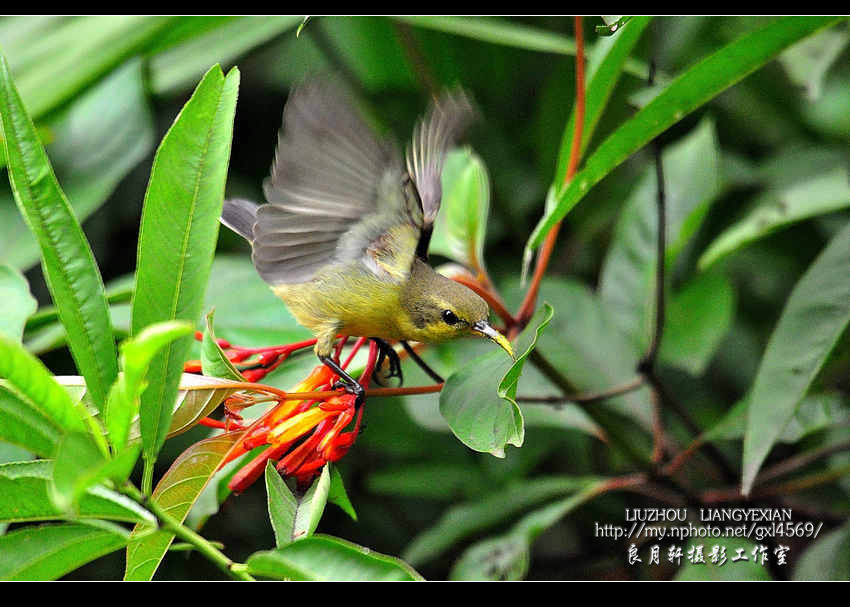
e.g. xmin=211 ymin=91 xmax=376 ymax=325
xmin=514 ymin=16 xmax=585 ymax=329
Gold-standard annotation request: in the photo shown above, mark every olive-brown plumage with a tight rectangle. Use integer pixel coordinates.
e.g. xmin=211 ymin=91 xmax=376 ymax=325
xmin=221 ymin=79 xmax=512 ymax=399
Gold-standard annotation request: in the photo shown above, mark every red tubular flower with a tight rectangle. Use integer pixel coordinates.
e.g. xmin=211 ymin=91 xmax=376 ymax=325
xmin=214 ymin=338 xmax=376 ymax=493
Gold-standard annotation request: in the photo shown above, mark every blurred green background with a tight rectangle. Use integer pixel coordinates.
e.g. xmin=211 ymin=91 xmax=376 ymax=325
xmin=1 ymin=16 xmax=848 ymax=580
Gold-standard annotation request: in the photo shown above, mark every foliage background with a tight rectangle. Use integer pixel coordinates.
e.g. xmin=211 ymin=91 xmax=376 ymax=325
xmin=1 ymin=16 xmax=848 ymax=580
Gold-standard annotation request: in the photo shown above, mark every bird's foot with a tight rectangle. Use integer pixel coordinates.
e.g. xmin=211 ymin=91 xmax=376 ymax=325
xmin=370 ymin=338 xmax=403 ymax=386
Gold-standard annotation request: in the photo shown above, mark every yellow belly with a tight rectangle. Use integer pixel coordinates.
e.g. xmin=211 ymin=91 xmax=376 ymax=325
xmin=272 ymin=266 xmax=405 ymax=355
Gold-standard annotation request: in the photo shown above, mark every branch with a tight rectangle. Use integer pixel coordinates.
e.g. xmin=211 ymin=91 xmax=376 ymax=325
xmin=122 ymin=483 xmax=254 ymax=581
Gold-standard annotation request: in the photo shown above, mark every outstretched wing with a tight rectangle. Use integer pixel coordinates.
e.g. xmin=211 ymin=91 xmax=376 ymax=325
xmin=248 ymin=80 xmax=420 ymax=285
xmin=405 ymin=89 xmax=477 ymax=258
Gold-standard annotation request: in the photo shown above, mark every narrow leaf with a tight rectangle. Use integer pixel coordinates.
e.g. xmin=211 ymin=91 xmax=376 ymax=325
xmin=266 ymin=462 xmax=331 ymax=547
xmin=0 ymin=521 xmax=129 ymax=581
xmin=741 ymin=221 xmax=850 ymax=494
xmin=247 ymin=534 xmax=423 ymax=581
xmin=0 ymin=460 xmax=154 ymax=524
xmin=201 ymin=309 xmax=244 ymax=381
xmin=123 ymin=431 xmax=244 ymax=581
xmin=0 ymin=334 xmax=86 ymax=434
xmin=131 ymin=65 xmax=239 ymax=476
xmin=526 ymin=17 xmax=842 ymax=254
xmin=0 ymin=52 xmax=117 ymax=411
xmin=105 ymin=321 xmax=193 ymax=453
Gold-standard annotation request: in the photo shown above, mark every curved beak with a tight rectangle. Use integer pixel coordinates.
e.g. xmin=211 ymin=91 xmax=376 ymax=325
xmin=472 ymin=320 xmax=514 ymax=359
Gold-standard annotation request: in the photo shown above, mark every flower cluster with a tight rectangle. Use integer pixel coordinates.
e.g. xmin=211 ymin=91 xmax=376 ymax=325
xmin=186 ymin=336 xmax=375 ymax=491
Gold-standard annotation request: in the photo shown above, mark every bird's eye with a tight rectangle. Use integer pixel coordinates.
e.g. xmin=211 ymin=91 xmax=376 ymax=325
xmin=441 ymin=310 xmax=459 ymax=325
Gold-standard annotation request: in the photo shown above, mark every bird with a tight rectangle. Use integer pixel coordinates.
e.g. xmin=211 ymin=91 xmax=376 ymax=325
xmin=220 ymin=79 xmax=513 ymax=405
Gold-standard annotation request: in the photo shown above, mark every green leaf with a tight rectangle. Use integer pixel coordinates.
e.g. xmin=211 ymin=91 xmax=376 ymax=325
xmin=201 ymin=255 xmax=313 ymax=349
xmin=393 ymin=16 xmax=648 ymax=79
xmin=794 ymin=522 xmax=850 ymax=581
xmin=699 ymin=166 xmax=850 ymax=269
xmin=429 ymin=148 xmax=490 ymax=273
xmin=50 ymin=432 xmax=106 ymax=512
xmin=778 ymin=26 xmax=849 ymax=101
xmin=123 ymin=430 xmax=244 ymax=581
xmin=200 ymin=309 xmax=244 ymax=381
xmin=0 ymin=264 xmax=36 ymax=341
xmin=0 ymin=60 xmax=155 ymax=270
xmin=131 ymin=65 xmax=239 ymax=480
xmin=0 ymin=460 xmax=154 ymax=524
xmin=247 ymin=534 xmax=423 ymax=581
xmin=8 ymin=15 xmax=172 ymax=119
xmin=704 ymin=392 xmax=849 ymax=446
xmin=0 ymin=385 xmax=62 ymax=457
xmin=526 ymin=16 xmax=843 ymax=254
xmin=599 ymin=117 xmax=722 ymax=348
xmin=522 ymin=278 xmax=654 ymax=432
xmin=57 ymin=372 xmax=240 ymax=445
xmin=403 ymin=475 xmax=595 ymax=567
xmin=328 ymin=465 xmax=357 ymax=521
xmin=0 ymin=52 xmax=117 ymax=412
xmin=450 ymin=479 xmax=605 ymax=580
xmin=742 ymin=221 xmax=850 ymax=494
xmin=0 ymin=521 xmax=130 ymax=581
xmin=0 ymin=334 xmax=87 ymax=435
xmin=105 ymin=321 xmax=193 ymax=453
xmin=440 ymin=303 xmax=552 ymax=457
xmin=148 ymin=16 xmax=300 ymax=95
xmin=659 ymin=270 xmax=735 ymax=375
xmin=556 ymin=16 xmax=651 ymax=171
xmin=265 ymin=462 xmax=330 ymax=547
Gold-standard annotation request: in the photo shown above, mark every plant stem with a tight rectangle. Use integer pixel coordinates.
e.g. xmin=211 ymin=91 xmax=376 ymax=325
xmin=514 ymin=15 xmax=585 ymax=329
xmin=122 ymin=483 xmax=255 ymax=581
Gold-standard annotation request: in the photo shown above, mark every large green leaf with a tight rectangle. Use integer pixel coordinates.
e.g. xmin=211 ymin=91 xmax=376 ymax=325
xmin=658 ymin=270 xmax=735 ymax=375
xmin=555 ymin=16 xmax=652 ymax=173
xmin=450 ymin=478 xmax=605 ymax=580
xmin=124 ymin=430 xmax=244 ymax=581
xmin=0 ymin=521 xmax=130 ymax=581
xmin=524 ymin=278 xmax=654 ymax=432
xmin=131 ymin=65 xmax=239 ymax=479
xmin=0 ymin=335 xmax=87 ymax=436
xmin=403 ymin=475 xmax=593 ymax=567
xmin=7 ymin=15 xmax=172 ymax=119
xmin=439 ymin=304 xmax=552 ymax=457
xmin=429 ymin=148 xmax=490 ymax=273
xmin=526 ymin=17 xmax=842 ymax=255
xmin=0 ymin=460 xmax=153 ymax=524
xmin=104 ymin=321 xmax=193 ymax=453
xmin=265 ymin=462 xmax=330 ymax=547
xmin=149 ymin=16 xmax=300 ymax=95
xmin=0 ymin=265 xmax=36 ymax=341
xmin=741 ymin=221 xmax=850 ymax=494
xmin=247 ymin=535 xmax=423 ymax=581
xmin=0 ymin=53 xmax=117 ymax=411
xmin=699 ymin=165 xmax=850 ymax=269
xmin=0 ymin=385 xmax=62 ymax=457
xmin=599 ymin=117 xmax=722 ymax=348
xmin=793 ymin=522 xmax=850 ymax=581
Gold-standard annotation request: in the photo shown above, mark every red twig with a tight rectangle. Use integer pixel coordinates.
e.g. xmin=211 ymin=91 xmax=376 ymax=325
xmin=514 ymin=16 xmax=585 ymax=330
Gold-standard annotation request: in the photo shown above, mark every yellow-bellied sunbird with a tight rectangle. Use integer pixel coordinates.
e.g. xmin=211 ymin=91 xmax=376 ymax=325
xmin=221 ymin=80 xmax=513 ymax=404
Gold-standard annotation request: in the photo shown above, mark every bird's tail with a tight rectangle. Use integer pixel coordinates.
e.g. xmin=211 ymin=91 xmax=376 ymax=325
xmin=221 ymin=198 xmax=259 ymax=242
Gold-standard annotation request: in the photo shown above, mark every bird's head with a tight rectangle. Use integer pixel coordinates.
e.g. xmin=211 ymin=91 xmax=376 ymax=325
xmin=401 ymin=266 xmax=513 ymax=358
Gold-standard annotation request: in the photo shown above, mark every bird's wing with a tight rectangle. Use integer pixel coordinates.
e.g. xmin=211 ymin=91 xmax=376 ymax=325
xmin=405 ymin=89 xmax=477 ymax=259
xmin=248 ymin=79 xmax=422 ymax=285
